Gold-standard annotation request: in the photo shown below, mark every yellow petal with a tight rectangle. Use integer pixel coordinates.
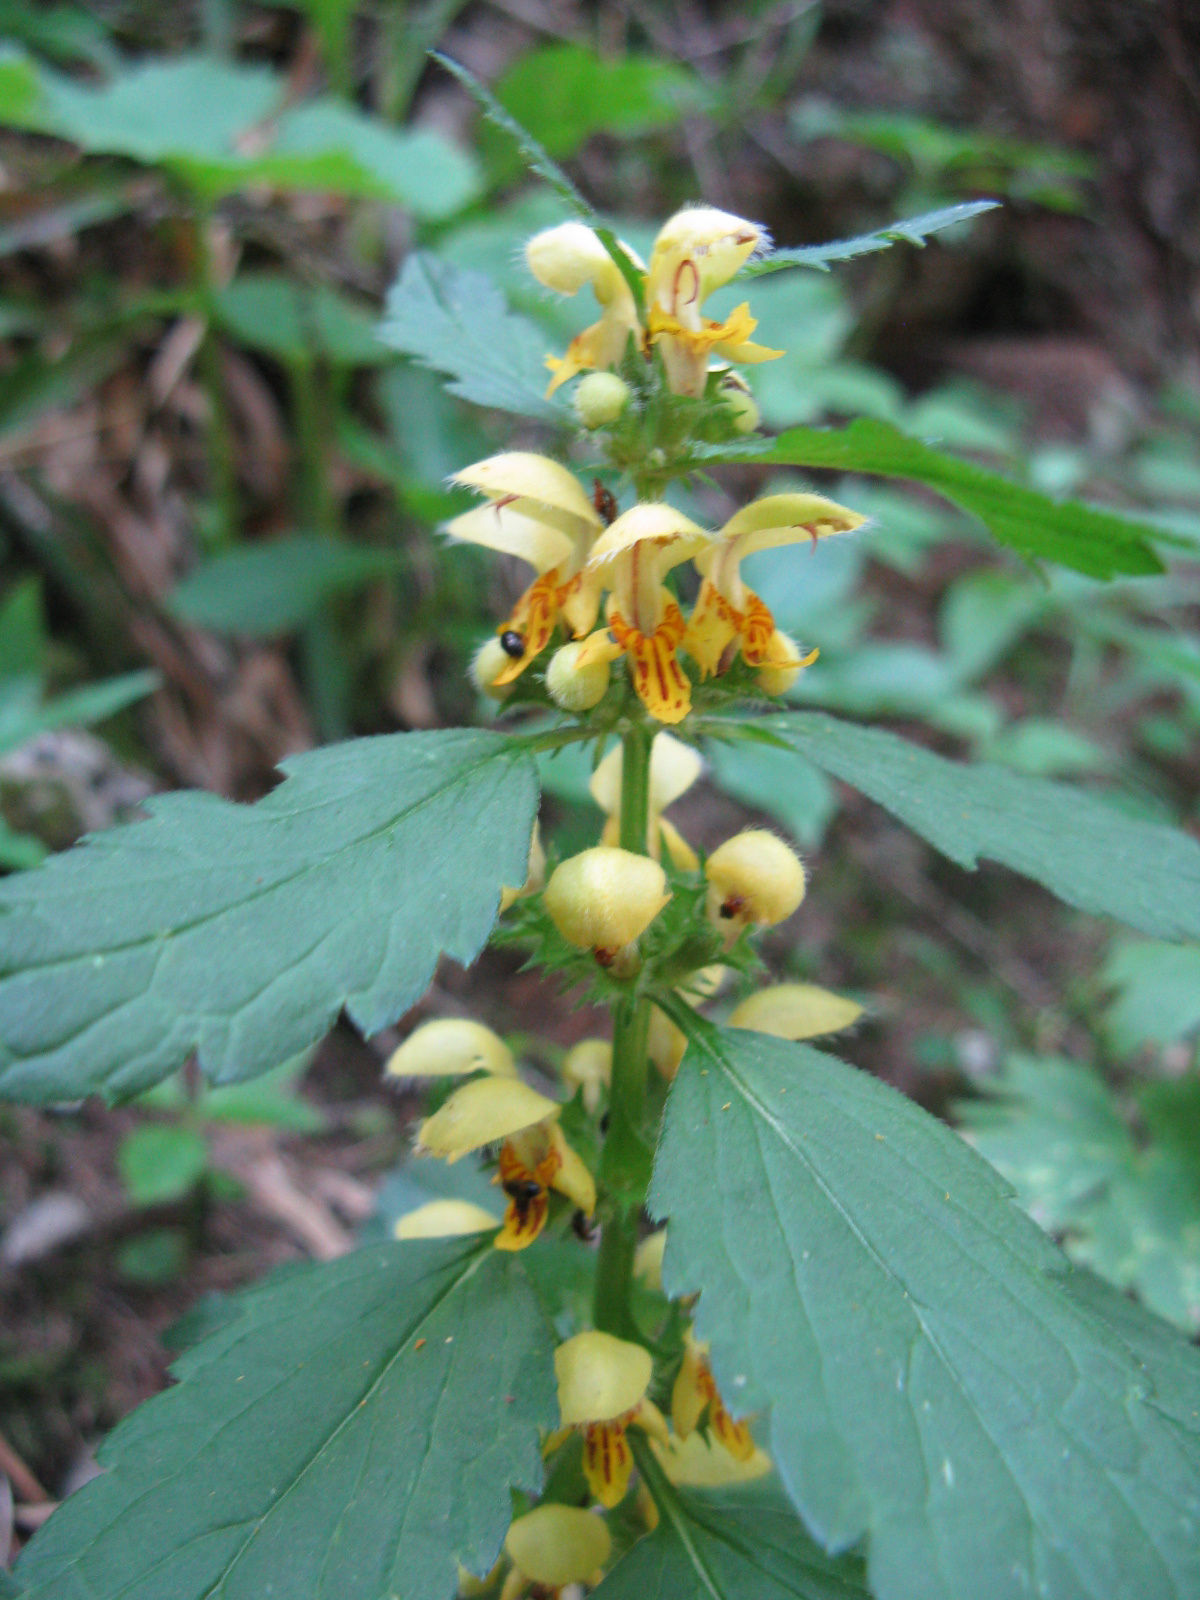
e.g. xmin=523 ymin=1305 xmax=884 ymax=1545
xmin=544 ymin=846 xmax=669 ymax=952
xmin=587 ymin=503 xmax=711 ymax=572
xmin=546 ymin=315 xmax=639 ymax=397
xmin=549 ymin=1124 xmax=596 ymax=1216
xmin=658 ymin=817 xmax=699 ymax=872
xmin=526 ymin=220 xmax=644 ymax=301
xmin=445 ymin=505 xmax=572 ymax=576
xmin=589 ymin=732 xmax=702 ymax=819
xmin=505 ymin=1503 xmax=612 ymax=1588
xmin=705 ymin=493 xmax=866 ymax=571
xmin=756 ymin=631 xmax=817 ymax=697
xmin=716 ymin=334 xmax=784 ymax=365
xmin=706 ymin=830 xmax=805 ymax=928
xmin=416 ymin=1077 xmax=559 ymax=1162
xmin=648 ymin=207 xmax=768 ymax=302
xmin=647 ymin=1004 xmax=687 ymax=1082
xmin=452 ymin=452 xmax=601 ymax=537
xmin=583 ymin=1421 xmax=634 ymax=1508
xmin=728 ymin=983 xmax=863 ymax=1040
xmin=671 ymin=1339 xmax=709 ymax=1439
xmin=555 ymin=1330 xmax=652 ymax=1425
xmin=500 ymin=820 xmax=545 ymax=911
xmin=557 ymin=567 xmax=605 ymax=638
xmin=393 ymin=1199 xmax=499 ymax=1239
xmin=611 ymin=602 xmax=693 ymax=725
xmin=652 ymin=1430 xmax=773 ymax=1488
xmin=683 ymin=575 xmax=741 ymax=678
xmin=385 ymin=1018 xmax=516 ymax=1080
xmin=561 ymin=1038 xmax=611 ymax=1113
xmin=634 ymin=1395 xmax=671 ymax=1445
xmin=492 ymin=571 xmax=562 ymax=686
xmin=633 ymin=1228 xmax=666 ymax=1291
xmin=571 ymin=627 xmax=624 ymax=672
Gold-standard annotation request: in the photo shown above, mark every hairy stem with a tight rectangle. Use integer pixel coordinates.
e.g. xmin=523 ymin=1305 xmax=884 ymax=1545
xmin=594 ymin=722 xmax=653 ymax=1336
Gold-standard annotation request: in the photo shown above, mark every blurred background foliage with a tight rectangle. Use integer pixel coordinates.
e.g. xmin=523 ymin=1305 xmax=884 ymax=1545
xmin=1 ymin=0 xmax=1199 ymax=1523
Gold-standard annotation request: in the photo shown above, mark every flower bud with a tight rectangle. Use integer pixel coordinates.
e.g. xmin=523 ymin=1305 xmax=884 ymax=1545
xmin=705 ymin=830 xmax=805 ymax=930
xmin=574 ymin=371 xmax=631 ymax=428
xmin=385 ymin=1017 xmax=516 ymax=1079
xmin=722 ymin=387 xmax=760 ymax=435
xmin=470 ymin=636 xmax=515 ymax=701
xmin=544 ymin=846 xmax=669 ymax=959
xmin=505 ymin=1504 xmax=611 ymax=1590
xmin=561 ymin=1038 xmax=612 ymax=1113
xmin=546 ymin=639 xmax=610 ymax=712
xmin=756 ymin=630 xmax=803 ymax=696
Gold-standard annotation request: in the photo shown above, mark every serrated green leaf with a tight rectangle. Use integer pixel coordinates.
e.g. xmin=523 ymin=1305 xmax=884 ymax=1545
xmin=170 ymin=535 xmax=401 ymax=635
xmin=0 ymin=52 xmax=477 ymax=217
xmin=13 ymin=1239 xmax=556 ymax=1600
xmin=761 ymin=711 xmax=1200 ymax=940
xmin=380 ymin=253 xmax=564 ymax=421
xmin=213 ymin=273 xmax=388 ymax=366
xmin=741 ymin=203 xmax=999 ymax=276
xmin=0 ymin=728 xmax=537 ymax=1102
xmin=595 ymin=1455 xmax=870 ymax=1600
xmin=696 ymin=418 xmax=1161 ymax=578
xmin=1101 ymin=940 xmax=1200 ymax=1055
xmin=0 ymin=669 xmax=157 ymax=757
xmin=958 ymin=1056 xmax=1200 ymax=1333
xmin=650 ymin=1018 xmax=1200 ymax=1600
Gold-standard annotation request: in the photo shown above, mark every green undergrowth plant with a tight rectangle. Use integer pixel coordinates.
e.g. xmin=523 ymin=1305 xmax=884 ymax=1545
xmin=2 ymin=79 xmax=1200 ymax=1600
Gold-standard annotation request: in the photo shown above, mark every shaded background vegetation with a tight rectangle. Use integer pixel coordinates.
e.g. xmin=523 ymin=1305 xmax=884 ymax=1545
xmin=1 ymin=0 xmax=1198 ymax=1555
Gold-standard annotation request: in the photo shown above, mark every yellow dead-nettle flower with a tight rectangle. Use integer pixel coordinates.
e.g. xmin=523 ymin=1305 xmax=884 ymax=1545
xmin=590 ymin=731 xmax=701 ymax=869
xmin=447 ymin=453 xmax=604 ymax=683
xmin=385 ymin=1017 xmax=517 ymax=1080
xmin=652 ymin=1428 xmax=772 ymax=1488
xmin=705 ymin=829 xmax=805 ymax=933
xmin=672 ymin=1329 xmax=757 ymax=1464
xmin=728 ymin=982 xmax=863 ymax=1040
xmin=526 ymin=221 xmax=644 ymax=397
xmin=415 ymin=1076 xmax=594 ymax=1251
xmin=552 ymin=1331 xmax=668 ymax=1507
xmin=500 ymin=1503 xmax=611 ymax=1599
xmin=393 ymin=1199 xmax=499 ymax=1240
xmin=686 ymin=493 xmax=865 ymax=681
xmin=645 ymin=207 xmax=782 ymax=397
xmin=576 ymin=503 xmax=711 ymax=724
xmin=560 ymin=1038 xmax=612 ymax=1114
xmin=544 ymin=846 xmax=670 ymax=963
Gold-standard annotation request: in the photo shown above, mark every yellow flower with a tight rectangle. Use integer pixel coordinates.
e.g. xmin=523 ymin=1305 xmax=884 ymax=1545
xmin=385 ymin=1017 xmax=517 ymax=1080
xmin=415 ymin=1076 xmax=594 ymax=1251
xmin=544 ymin=846 xmax=670 ymax=962
xmin=560 ymin=1038 xmax=611 ymax=1114
xmin=393 ymin=1199 xmax=499 ymax=1240
xmin=553 ymin=1331 xmax=668 ymax=1507
xmin=652 ymin=1429 xmax=772 ymax=1488
xmin=447 ymin=453 xmax=605 ymax=682
xmin=589 ymin=731 xmax=701 ymax=869
xmin=500 ymin=1503 xmax=611 ymax=1599
xmin=685 ymin=493 xmax=865 ymax=680
xmin=728 ymin=982 xmax=863 ymax=1040
xmin=500 ymin=821 xmax=546 ymax=912
xmin=671 ymin=1329 xmax=757 ymax=1464
xmin=705 ymin=829 xmax=805 ymax=934
xmin=576 ymin=503 xmax=711 ymax=724
xmin=526 ymin=221 xmax=644 ymax=397
xmin=645 ymin=207 xmax=782 ymax=397
xmin=648 ymin=965 xmax=726 ymax=1082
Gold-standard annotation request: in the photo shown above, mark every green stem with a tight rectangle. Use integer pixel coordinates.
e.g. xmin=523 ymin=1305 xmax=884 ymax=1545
xmin=593 ymin=722 xmax=654 ymax=1336
xmin=288 ymin=358 xmax=334 ymax=534
xmin=193 ymin=206 xmax=238 ymax=549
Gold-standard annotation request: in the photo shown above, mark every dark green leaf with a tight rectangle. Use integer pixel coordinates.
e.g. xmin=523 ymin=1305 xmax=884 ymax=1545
xmin=651 ymin=1018 xmax=1200 ymax=1600
xmin=958 ymin=1055 xmax=1200 ymax=1332
xmin=698 ymin=418 xmax=1161 ymax=578
xmin=380 ymin=253 xmax=563 ymax=421
xmin=118 ymin=1124 xmax=210 ymax=1204
xmin=742 ymin=203 xmax=999 ymax=276
xmin=0 ymin=729 xmax=537 ymax=1102
xmin=764 ymin=711 xmax=1200 ymax=940
xmin=170 ymin=535 xmax=401 ymax=635
xmin=595 ymin=1454 xmax=870 ymax=1600
xmin=14 ymin=1239 xmax=556 ymax=1600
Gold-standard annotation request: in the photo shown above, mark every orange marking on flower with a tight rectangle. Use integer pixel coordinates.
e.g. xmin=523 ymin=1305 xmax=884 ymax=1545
xmin=611 ymin=602 xmax=691 ymax=724
xmin=739 ymin=590 xmax=776 ymax=666
xmin=493 ymin=569 xmax=562 ymax=685
xmin=493 ymin=1138 xmax=560 ymax=1251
